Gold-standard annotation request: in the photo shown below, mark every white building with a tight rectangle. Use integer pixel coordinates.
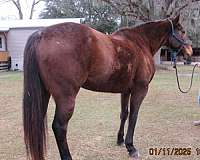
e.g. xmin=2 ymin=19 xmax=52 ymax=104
xmin=0 ymin=18 xmax=82 ymax=70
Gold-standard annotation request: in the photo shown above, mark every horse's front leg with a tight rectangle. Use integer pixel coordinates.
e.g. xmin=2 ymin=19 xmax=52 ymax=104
xmin=117 ymin=92 xmax=130 ymax=145
xmin=125 ymin=83 xmax=148 ymax=159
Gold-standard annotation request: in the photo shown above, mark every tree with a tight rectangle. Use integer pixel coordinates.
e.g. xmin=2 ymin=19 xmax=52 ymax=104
xmin=102 ymin=0 xmax=200 ymax=26
xmin=11 ymin=0 xmax=23 ymax=19
xmin=86 ymin=4 xmax=118 ymax=33
xmin=184 ymin=1 xmax=200 ymax=48
xmin=40 ymin=0 xmax=84 ymax=18
xmin=40 ymin=0 xmax=118 ymax=33
xmin=29 ymin=0 xmax=43 ymax=19
xmin=101 ymin=0 xmax=200 ymax=63
xmin=0 ymin=0 xmax=42 ymax=19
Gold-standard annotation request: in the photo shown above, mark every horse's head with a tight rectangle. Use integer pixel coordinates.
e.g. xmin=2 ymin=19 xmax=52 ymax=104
xmin=167 ymin=15 xmax=193 ymax=60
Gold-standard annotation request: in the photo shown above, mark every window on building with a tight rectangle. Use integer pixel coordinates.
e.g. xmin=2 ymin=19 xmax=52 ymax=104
xmin=0 ymin=37 xmax=2 ymax=48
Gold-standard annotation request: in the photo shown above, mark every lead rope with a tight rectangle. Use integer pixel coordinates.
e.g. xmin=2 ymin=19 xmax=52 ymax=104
xmin=174 ymin=63 xmax=198 ymax=93
xmin=167 ymin=18 xmax=198 ymax=93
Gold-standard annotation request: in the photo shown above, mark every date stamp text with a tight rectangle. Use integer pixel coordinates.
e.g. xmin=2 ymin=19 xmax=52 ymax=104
xmin=149 ymin=147 xmax=200 ymax=156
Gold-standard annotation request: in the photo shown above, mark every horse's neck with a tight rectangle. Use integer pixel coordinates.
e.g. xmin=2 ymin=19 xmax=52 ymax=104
xmin=117 ymin=21 xmax=170 ymax=56
xmin=137 ymin=22 xmax=170 ymax=56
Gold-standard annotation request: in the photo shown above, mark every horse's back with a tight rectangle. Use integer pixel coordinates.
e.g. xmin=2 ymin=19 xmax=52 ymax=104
xmin=37 ymin=22 xmax=114 ymax=64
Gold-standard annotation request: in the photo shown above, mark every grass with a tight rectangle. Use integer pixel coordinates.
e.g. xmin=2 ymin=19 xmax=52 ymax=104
xmin=0 ymin=65 xmax=200 ymax=160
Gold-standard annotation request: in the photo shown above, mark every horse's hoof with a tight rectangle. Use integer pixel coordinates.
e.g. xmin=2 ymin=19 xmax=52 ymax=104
xmin=117 ymin=140 xmax=124 ymax=146
xmin=129 ymin=150 xmax=139 ymax=160
xmin=117 ymin=141 xmax=124 ymax=146
xmin=117 ymin=138 xmax=124 ymax=146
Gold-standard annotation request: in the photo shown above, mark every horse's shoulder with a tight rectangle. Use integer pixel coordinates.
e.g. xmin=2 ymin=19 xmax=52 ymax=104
xmin=111 ymin=35 xmax=131 ymax=47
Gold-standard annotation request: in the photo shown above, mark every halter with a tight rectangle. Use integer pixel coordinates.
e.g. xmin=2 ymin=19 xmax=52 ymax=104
xmin=167 ymin=19 xmax=187 ymax=54
xmin=167 ymin=19 xmax=197 ymax=94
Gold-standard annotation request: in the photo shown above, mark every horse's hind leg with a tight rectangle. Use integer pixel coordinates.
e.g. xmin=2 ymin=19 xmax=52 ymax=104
xmin=125 ymin=84 xmax=148 ymax=159
xmin=52 ymin=94 xmax=78 ymax=160
xmin=117 ymin=92 xmax=130 ymax=145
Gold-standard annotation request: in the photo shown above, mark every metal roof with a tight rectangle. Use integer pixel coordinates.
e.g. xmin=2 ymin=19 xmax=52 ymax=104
xmin=0 ymin=18 xmax=83 ymax=31
xmin=0 ymin=27 xmax=9 ymax=31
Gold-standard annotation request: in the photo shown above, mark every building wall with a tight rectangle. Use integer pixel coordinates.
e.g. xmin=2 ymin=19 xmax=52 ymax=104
xmin=7 ymin=28 xmax=41 ymax=70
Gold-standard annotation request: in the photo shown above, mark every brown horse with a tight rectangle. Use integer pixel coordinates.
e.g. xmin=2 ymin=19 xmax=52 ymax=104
xmin=23 ymin=15 xmax=192 ymax=160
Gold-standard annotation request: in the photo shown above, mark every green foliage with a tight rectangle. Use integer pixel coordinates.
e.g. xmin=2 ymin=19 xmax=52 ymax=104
xmin=40 ymin=0 xmax=119 ymax=33
xmin=40 ymin=0 xmax=84 ymax=18
xmin=84 ymin=4 xmax=118 ymax=33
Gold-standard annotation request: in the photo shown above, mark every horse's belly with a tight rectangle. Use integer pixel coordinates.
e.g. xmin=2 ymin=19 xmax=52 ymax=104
xmin=82 ymin=72 xmax=133 ymax=93
xmin=82 ymin=81 xmax=128 ymax=93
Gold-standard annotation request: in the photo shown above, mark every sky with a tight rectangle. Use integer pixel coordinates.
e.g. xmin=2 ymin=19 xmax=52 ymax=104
xmin=0 ymin=0 xmax=45 ymax=20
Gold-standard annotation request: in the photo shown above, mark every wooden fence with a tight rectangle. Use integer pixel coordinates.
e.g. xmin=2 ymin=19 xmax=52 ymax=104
xmin=0 ymin=52 xmax=11 ymax=71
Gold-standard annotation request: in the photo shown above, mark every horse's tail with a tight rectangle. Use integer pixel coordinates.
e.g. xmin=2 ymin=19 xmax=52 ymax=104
xmin=23 ymin=31 xmax=49 ymax=160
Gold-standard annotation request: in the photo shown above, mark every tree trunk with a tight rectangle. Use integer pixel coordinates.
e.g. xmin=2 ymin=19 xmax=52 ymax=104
xmin=18 ymin=8 xmax=23 ymax=19
xmin=29 ymin=0 xmax=36 ymax=19
xmin=12 ymin=0 xmax=23 ymax=19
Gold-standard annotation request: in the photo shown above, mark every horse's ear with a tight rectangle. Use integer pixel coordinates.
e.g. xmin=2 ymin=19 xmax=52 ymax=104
xmin=172 ymin=14 xmax=180 ymax=24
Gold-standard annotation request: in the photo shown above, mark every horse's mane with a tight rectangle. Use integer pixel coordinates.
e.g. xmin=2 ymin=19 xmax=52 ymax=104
xmin=112 ymin=19 xmax=167 ymax=35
